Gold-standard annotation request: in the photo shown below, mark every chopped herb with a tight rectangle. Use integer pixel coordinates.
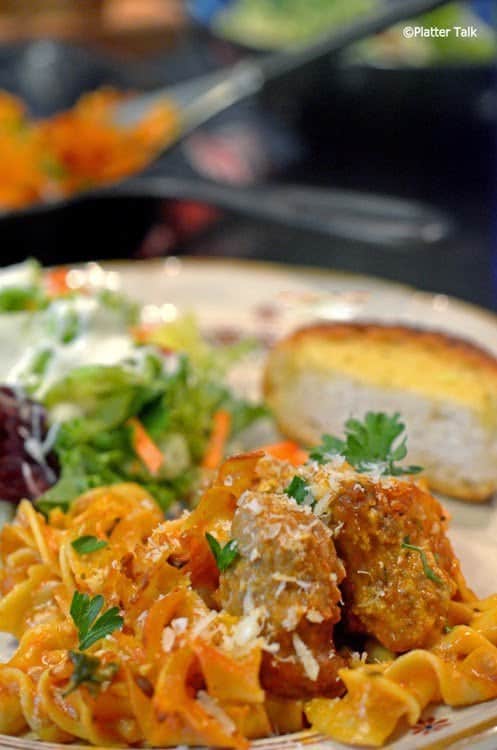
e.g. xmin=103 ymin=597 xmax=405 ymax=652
xmin=285 ymin=475 xmax=307 ymax=504
xmin=401 ymin=536 xmax=444 ymax=586
xmin=97 ymin=289 xmax=139 ymax=325
xmin=59 ymin=309 xmax=80 ymax=344
xmin=443 ymin=624 xmax=453 ymax=634
xmin=0 ymin=285 xmax=47 ymax=311
xmin=41 ymin=156 xmax=67 ymax=180
xmin=71 ymin=536 xmax=108 ymax=555
xmin=31 ymin=348 xmax=54 ymax=376
xmin=285 ymin=475 xmax=314 ymax=508
xmin=309 ymin=434 xmax=346 ymax=464
xmin=64 ymin=650 xmax=118 ymax=696
xmin=21 ymin=347 xmax=55 ymax=394
xmin=310 ymin=412 xmax=423 ymax=476
xmin=205 ymin=533 xmax=239 ymax=572
xmin=70 ymin=591 xmax=123 ymax=651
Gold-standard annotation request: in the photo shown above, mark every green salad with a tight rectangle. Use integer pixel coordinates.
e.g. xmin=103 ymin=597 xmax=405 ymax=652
xmin=0 ymin=260 xmax=267 ymax=516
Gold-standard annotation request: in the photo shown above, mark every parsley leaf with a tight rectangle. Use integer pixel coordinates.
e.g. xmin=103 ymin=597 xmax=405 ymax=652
xmin=309 ymin=434 xmax=345 ymax=463
xmin=71 ymin=536 xmax=108 ymax=555
xmin=285 ymin=475 xmax=308 ymax=504
xmin=70 ymin=591 xmax=123 ymax=651
xmin=310 ymin=412 xmax=423 ymax=476
xmin=64 ymin=651 xmax=118 ymax=696
xmin=401 ymin=536 xmax=444 ymax=586
xmin=285 ymin=475 xmax=315 ymax=508
xmin=205 ymin=533 xmax=239 ymax=572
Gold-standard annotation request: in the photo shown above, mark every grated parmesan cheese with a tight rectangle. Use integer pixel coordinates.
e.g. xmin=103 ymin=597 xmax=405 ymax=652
xmin=244 ymin=498 xmax=263 ymax=515
xmin=272 ymin=572 xmax=311 ymax=591
xmin=262 ymin=640 xmax=280 ymax=654
xmin=292 ymin=633 xmax=319 ymax=681
xmin=190 ymin=611 xmax=218 ymax=639
xmin=313 ymin=493 xmax=331 ymax=517
xmin=265 ymin=522 xmax=282 ymax=540
xmin=171 ymin=617 xmax=188 ymax=633
xmin=306 ymin=609 xmax=324 ymax=623
xmin=232 ymin=607 xmax=265 ymax=648
xmin=161 ymin=627 xmax=175 ymax=653
xmin=275 ymin=581 xmax=286 ymax=598
xmin=196 ymin=691 xmax=236 ymax=735
xmin=282 ymin=606 xmax=300 ymax=631
xmin=136 ymin=610 xmax=148 ymax=629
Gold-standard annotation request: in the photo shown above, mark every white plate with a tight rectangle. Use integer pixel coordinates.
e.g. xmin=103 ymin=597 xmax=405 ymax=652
xmin=2 ymin=257 xmax=497 ymax=750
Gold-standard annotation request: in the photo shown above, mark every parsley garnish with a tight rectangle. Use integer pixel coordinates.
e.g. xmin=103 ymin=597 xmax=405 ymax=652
xmin=285 ymin=475 xmax=315 ymax=508
xmin=64 ymin=650 xmax=118 ymax=696
xmin=70 ymin=591 xmax=123 ymax=651
xmin=309 ymin=435 xmax=345 ymax=463
xmin=310 ymin=412 xmax=423 ymax=476
xmin=205 ymin=533 xmax=239 ymax=572
xmin=401 ymin=536 xmax=444 ymax=586
xmin=285 ymin=475 xmax=308 ymax=504
xmin=71 ymin=536 xmax=108 ymax=555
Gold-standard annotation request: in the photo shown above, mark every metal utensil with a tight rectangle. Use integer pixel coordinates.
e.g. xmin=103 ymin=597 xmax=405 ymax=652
xmin=1 ymin=175 xmax=450 ymax=249
xmin=116 ymin=0 xmax=451 ymax=134
xmin=106 ymin=176 xmax=450 ymax=248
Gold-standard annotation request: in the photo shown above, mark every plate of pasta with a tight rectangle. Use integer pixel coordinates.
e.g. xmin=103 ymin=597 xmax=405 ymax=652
xmin=1 ymin=257 xmax=497 ymax=750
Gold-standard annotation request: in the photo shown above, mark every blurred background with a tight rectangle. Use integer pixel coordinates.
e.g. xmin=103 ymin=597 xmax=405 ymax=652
xmin=0 ymin=0 xmax=495 ymax=307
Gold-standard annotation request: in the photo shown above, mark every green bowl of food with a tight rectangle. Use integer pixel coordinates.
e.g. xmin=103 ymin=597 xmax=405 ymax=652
xmin=204 ymin=0 xmax=496 ymax=67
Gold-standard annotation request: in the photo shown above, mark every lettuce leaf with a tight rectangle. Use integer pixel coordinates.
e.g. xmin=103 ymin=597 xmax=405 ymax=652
xmin=38 ymin=349 xmax=266 ymax=515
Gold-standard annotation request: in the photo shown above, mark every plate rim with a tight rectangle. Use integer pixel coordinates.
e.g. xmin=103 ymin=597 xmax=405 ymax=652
xmin=90 ymin=254 xmax=497 ymax=332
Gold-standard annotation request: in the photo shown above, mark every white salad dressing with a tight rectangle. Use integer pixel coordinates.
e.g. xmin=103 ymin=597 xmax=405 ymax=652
xmin=0 ymin=259 xmax=40 ymax=289
xmin=1 ymin=295 xmax=135 ymax=398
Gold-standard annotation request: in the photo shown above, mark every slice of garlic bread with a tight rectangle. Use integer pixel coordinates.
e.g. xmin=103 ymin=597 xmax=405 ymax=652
xmin=264 ymin=323 xmax=497 ymax=502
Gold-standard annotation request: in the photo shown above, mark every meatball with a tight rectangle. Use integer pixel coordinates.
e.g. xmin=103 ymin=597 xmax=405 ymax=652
xmin=316 ymin=469 xmax=459 ymax=652
xmin=219 ymin=490 xmax=346 ymax=698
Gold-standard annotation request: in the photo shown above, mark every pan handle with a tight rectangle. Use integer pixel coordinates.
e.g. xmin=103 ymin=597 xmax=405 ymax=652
xmin=107 ymin=176 xmax=451 ymax=249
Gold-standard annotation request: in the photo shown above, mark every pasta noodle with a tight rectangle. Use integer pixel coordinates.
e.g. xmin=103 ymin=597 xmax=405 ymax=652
xmin=306 ymin=615 xmax=497 ymax=747
xmin=0 ymin=454 xmax=496 ymax=747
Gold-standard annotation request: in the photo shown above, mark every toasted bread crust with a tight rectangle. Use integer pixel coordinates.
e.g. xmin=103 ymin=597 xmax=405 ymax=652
xmin=264 ymin=322 xmax=497 ymax=503
xmin=267 ymin=322 xmax=497 ymax=377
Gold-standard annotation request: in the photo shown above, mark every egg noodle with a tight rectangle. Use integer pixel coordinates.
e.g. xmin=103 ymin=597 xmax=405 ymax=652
xmin=0 ymin=451 xmax=497 ymax=748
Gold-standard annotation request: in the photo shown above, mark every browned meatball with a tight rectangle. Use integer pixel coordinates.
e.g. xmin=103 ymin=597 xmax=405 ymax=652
xmin=219 ymin=490 xmax=346 ymax=698
xmin=319 ymin=472 xmax=459 ymax=653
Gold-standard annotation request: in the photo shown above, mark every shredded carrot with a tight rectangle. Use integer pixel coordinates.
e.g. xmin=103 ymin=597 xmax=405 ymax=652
xmin=0 ymin=88 xmax=179 ymax=210
xmin=128 ymin=417 xmax=164 ymax=476
xmin=259 ymin=440 xmax=308 ymax=466
xmin=44 ymin=267 xmax=71 ymax=297
xmin=130 ymin=323 xmax=159 ymax=344
xmin=202 ymin=410 xmax=232 ymax=470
